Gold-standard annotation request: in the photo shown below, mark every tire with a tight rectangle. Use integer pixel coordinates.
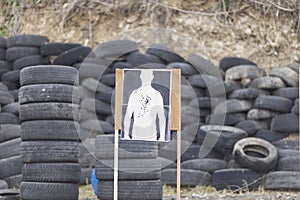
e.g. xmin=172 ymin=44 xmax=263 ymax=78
xmin=1 ymin=81 xmax=19 ymax=90
xmin=0 ymin=82 xmax=8 ymax=91
xmin=271 ymin=114 xmax=299 ymax=133
xmin=273 ymin=87 xmax=299 ymax=99
xmin=0 ymin=180 xmax=8 ymax=189
xmin=95 ymin=91 xmax=114 ymax=104
xmin=20 ymin=102 xmax=80 ymax=122
xmin=95 ymin=39 xmax=137 ymax=59
xmin=21 ymin=120 xmax=79 ymax=141
xmin=188 ymin=74 xmax=223 ymax=89
xmin=13 ymin=55 xmax=50 ymax=70
xmin=247 ymin=109 xmax=278 ymax=120
xmin=22 ymin=163 xmax=80 ymax=183
xmin=20 ymin=182 xmax=79 ymax=200
xmin=212 ymin=169 xmax=262 ymax=191
xmin=213 ymin=99 xmax=252 ymax=114
xmin=95 ymin=135 xmax=158 ymax=159
xmin=0 ymin=138 xmax=21 ymax=159
xmin=80 ymin=119 xmax=114 ymax=134
xmin=80 ymin=168 xmax=92 ymax=185
xmin=0 ymin=61 xmax=12 ymax=70
xmin=21 ymin=141 xmax=80 ymax=163
xmin=189 ymin=97 xmax=222 ymax=109
xmin=219 ymin=57 xmax=257 ymax=71
xmin=53 ymin=46 xmax=92 ymax=65
xmin=3 ymin=174 xmax=22 ymax=189
xmin=9 ymin=90 xmax=19 ymax=101
xmin=146 ymin=43 xmax=184 ymax=63
xmin=112 ymin=61 xmax=134 ymax=71
xmin=19 ymin=84 xmax=80 ymax=104
xmin=235 ymin=120 xmax=267 ymax=136
xmin=20 ymin=65 xmax=79 ymax=86
xmin=292 ymin=104 xmax=299 ymax=115
xmin=0 ymin=112 xmax=19 ymax=125
xmin=0 ymin=48 xmax=5 ymax=60
xmin=198 ymin=125 xmax=247 ymax=149
xmin=0 ymin=189 xmax=20 ymax=200
xmin=0 ymin=37 xmax=6 ymax=48
xmin=265 ymin=171 xmax=300 ymax=190
xmin=181 ymin=158 xmax=227 ymax=173
xmin=225 ymin=65 xmax=266 ymax=81
xmin=287 ymin=63 xmax=300 ymax=73
xmin=206 ymin=113 xmax=246 ymax=126
xmin=5 ymin=47 xmax=40 ymax=62
xmin=0 ymin=124 xmax=21 ymax=143
xmin=2 ymin=102 xmax=20 ymax=114
xmin=81 ymin=98 xmax=112 ymax=115
xmin=77 ymin=63 xmax=108 ymax=81
xmin=276 ymin=156 xmax=300 ymax=171
xmin=167 ymin=62 xmax=197 ymax=76
xmin=1 ymin=70 xmax=20 ymax=82
xmin=0 ymin=156 xmax=22 ymax=179
xmin=95 ymin=159 xmax=161 ymax=180
xmin=278 ymin=149 xmax=299 ymax=159
xmin=97 ymin=180 xmax=162 ymax=200
xmin=228 ymin=88 xmax=267 ymax=100
xmin=255 ymin=129 xmax=289 ymax=143
xmin=161 ymin=169 xmax=211 ymax=187
xmin=249 ymin=76 xmax=286 ymax=90
xmin=81 ymin=77 xmax=113 ymax=93
xmin=273 ymin=140 xmax=299 ymax=150
xmin=0 ymin=91 xmax=14 ymax=105
xmin=188 ymin=54 xmax=220 ymax=77
xmin=270 ymin=67 xmax=299 ymax=87
xmin=6 ymin=34 xmax=48 ymax=47
xmin=253 ymin=96 xmax=293 ymax=113
xmin=233 ymin=137 xmax=278 ymax=172
xmin=127 ymin=52 xmax=165 ymax=66
xmin=40 ymin=42 xmax=81 ymax=56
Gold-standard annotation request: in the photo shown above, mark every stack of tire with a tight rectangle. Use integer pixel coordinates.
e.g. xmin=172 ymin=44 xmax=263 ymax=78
xmin=95 ymin=135 xmax=162 ymax=200
xmin=0 ymin=37 xmax=22 ymax=189
xmin=19 ymin=65 xmax=81 ymax=200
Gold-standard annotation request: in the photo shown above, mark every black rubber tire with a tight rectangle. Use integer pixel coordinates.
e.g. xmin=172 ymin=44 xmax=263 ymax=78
xmin=20 ymin=182 xmax=79 ymax=200
xmin=53 ymin=46 xmax=92 ymax=65
xmin=95 ymin=39 xmax=137 ymax=59
xmin=0 ymin=180 xmax=8 ymax=189
xmin=225 ymin=65 xmax=266 ymax=81
xmin=3 ymin=174 xmax=21 ymax=189
xmin=0 ymin=189 xmax=20 ymax=200
xmin=181 ymin=158 xmax=227 ymax=173
xmin=235 ymin=120 xmax=267 ymax=136
xmin=273 ymin=140 xmax=299 ymax=150
xmin=278 ymin=149 xmax=299 ymax=159
xmin=253 ymin=96 xmax=293 ymax=113
xmin=146 ymin=43 xmax=184 ymax=63
xmin=127 ymin=52 xmax=165 ymax=66
xmin=233 ymin=137 xmax=278 ymax=172
xmin=198 ymin=125 xmax=247 ymax=150
xmin=188 ymin=74 xmax=223 ymax=89
xmin=206 ymin=113 xmax=246 ymax=126
xmin=0 ymin=156 xmax=22 ymax=179
xmin=167 ymin=62 xmax=197 ymax=76
xmin=1 ymin=81 xmax=19 ymax=90
xmin=21 ymin=120 xmax=79 ymax=141
xmin=95 ymin=135 xmax=158 ymax=159
xmin=228 ymin=88 xmax=267 ymax=100
xmin=247 ymin=108 xmax=278 ymax=120
xmin=265 ymin=171 xmax=300 ymax=190
xmin=0 ymin=37 xmax=6 ymax=48
xmin=255 ymin=129 xmax=289 ymax=143
xmin=0 ymin=138 xmax=21 ymax=159
xmin=0 ymin=112 xmax=19 ymax=125
xmin=189 ymin=97 xmax=222 ymax=109
xmin=0 ymin=69 xmax=9 ymax=80
xmin=21 ymin=141 xmax=80 ymax=163
xmin=276 ymin=156 xmax=300 ymax=171
xmin=2 ymin=102 xmax=19 ymax=114
xmin=1 ymin=70 xmax=20 ymax=82
xmin=77 ymin=63 xmax=108 ymax=81
xmin=95 ymin=91 xmax=114 ymax=104
xmin=9 ymin=90 xmax=19 ymax=101
xmin=13 ymin=55 xmax=50 ymax=70
xmin=99 ymin=73 xmax=115 ymax=87
xmin=249 ymin=76 xmax=286 ymax=90
xmin=81 ymin=77 xmax=113 ymax=94
xmin=40 ymin=42 xmax=81 ymax=56
xmin=0 ymin=48 xmax=5 ymax=60
xmin=0 ymin=61 xmax=12 ymax=70
xmin=95 ymin=159 xmax=161 ymax=180
xmin=6 ymin=34 xmax=48 ymax=47
xmin=5 ymin=47 xmax=40 ymax=62
xmin=20 ymin=102 xmax=80 ymax=122
xmin=161 ymin=169 xmax=211 ymax=187
xmin=0 ymin=82 xmax=8 ymax=91
xmin=112 ymin=61 xmax=134 ymax=70
xmin=213 ymin=99 xmax=252 ymax=114
xmin=80 ymin=119 xmax=114 ymax=134
xmin=271 ymin=113 xmax=299 ymax=133
xmin=22 ymin=163 xmax=81 ymax=183
xmin=273 ymin=87 xmax=299 ymax=99
xmin=81 ymin=98 xmax=112 ymax=115
xmin=219 ymin=57 xmax=257 ymax=71
xmin=97 ymin=180 xmax=162 ymax=200
xmin=0 ymin=91 xmax=14 ymax=105
xmin=270 ymin=67 xmax=299 ymax=87
xmin=292 ymin=104 xmax=299 ymax=115
xmin=188 ymin=54 xmax=220 ymax=77
xmin=19 ymin=84 xmax=80 ymax=104
xmin=212 ymin=168 xmax=262 ymax=191
xmin=20 ymin=65 xmax=79 ymax=86
xmin=0 ymin=124 xmax=21 ymax=143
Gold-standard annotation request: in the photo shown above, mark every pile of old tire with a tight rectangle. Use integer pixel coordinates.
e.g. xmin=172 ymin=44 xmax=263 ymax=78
xmin=0 ymin=189 xmax=20 ymax=199
xmin=95 ymin=135 xmax=162 ymax=200
xmin=19 ymin=65 xmax=81 ymax=200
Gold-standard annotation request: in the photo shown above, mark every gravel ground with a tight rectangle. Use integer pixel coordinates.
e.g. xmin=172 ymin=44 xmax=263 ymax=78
xmin=79 ymin=185 xmax=300 ymax=200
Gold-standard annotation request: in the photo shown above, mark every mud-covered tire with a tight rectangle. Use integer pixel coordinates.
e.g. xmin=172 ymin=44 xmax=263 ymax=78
xmin=225 ymin=65 xmax=266 ymax=81
xmin=219 ymin=57 xmax=257 ymax=71
xmin=271 ymin=114 xmax=299 ymax=133
xmin=269 ymin=67 xmax=299 ymax=87
xmin=233 ymin=137 xmax=278 ymax=172
xmin=228 ymin=88 xmax=267 ymax=99
xmin=265 ymin=171 xmax=300 ymax=190
xmin=213 ymin=99 xmax=252 ymax=114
